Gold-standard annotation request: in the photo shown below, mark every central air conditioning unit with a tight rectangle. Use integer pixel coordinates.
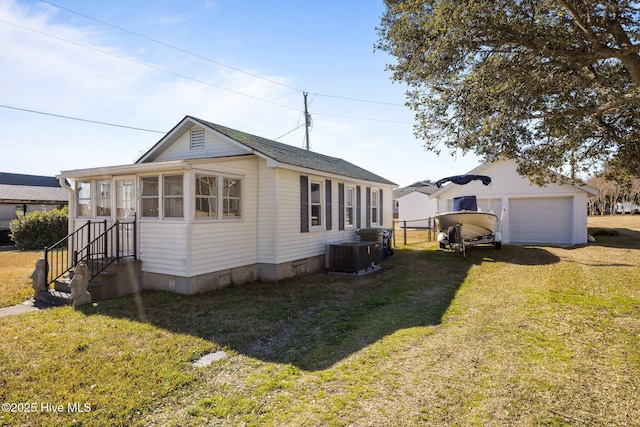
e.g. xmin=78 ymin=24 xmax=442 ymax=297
xmin=327 ymin=242 xmax=381 ymax=274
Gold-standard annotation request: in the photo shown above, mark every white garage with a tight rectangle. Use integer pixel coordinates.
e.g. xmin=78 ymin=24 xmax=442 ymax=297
xmin=431 ymin=159 xmax=598 ymax=246
xmin=509 ymin=197 xmax=573 ymax=244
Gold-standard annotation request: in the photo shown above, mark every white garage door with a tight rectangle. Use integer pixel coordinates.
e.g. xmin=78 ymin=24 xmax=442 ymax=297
xmin=509 ymin=197 xmax=573 ymax=245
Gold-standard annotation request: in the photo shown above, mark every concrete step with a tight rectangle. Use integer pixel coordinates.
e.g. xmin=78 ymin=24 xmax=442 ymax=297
xmin=35 ymin=289 xmax=72 ymax=306
xmin=47 ymin=258 xmax=142 ymax=304
xmin=54 ymin=278 xmax=71 ymax=293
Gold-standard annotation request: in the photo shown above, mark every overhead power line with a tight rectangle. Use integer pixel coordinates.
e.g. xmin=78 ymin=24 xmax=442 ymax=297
xmin=0 ymin=18 xmax=300 ymax=112
xmin=40 ymin=0 xmax=406 ymax=108
xmin=0 ymin=17 xmax=412 ymax=125
xmin=0 ymin=6 xmax=413 ymax=136
xmin=0 ymin=104 xmax=165 ymax=133
xmin=40 ymin=0 xmax=302 ymax=93
xmin=273 ymin=124 xmax=306 ymax=141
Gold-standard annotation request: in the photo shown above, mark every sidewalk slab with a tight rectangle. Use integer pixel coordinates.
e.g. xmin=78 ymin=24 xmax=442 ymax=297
xmin=0 ymin=299 xmax=50 ymax=318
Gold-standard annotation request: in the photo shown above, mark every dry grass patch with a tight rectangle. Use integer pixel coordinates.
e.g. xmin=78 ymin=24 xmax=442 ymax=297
xmin=0 ymin=250 xmax=41 ymax=308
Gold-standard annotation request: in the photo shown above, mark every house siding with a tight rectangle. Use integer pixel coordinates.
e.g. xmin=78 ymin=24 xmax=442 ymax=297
xmin=257 ymin=163 xmax=277 ymax=264
xmin=139 ymin=221 xmax=189 ymax=275
xmin=153 ymin=124 xmax=248 ymax=162
xmin=274 ymin=169 xmax=394 ymax=265
xmin=188 ymin=157 xmax=260 ymax=276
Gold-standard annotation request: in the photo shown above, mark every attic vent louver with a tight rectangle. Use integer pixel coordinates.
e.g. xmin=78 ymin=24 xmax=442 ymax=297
xmin=190 ymin=128 xmax=205 ymax=150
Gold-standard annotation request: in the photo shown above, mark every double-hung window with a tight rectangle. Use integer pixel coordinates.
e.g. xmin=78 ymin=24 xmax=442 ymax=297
xmin=163 ymin=175 xmax=184 ymax=218
xmin=77 ymin=181 xmax=91 ymax=217
xmin=195 ymin=175 xmax=217 ymax=218
xmin=310 ymin=181 xmax=322 ymax=227
xmin=96 ymin=180 xmax=111 ymax=217
xmin=371 ymin=190 xmax=379 ymax=225
xmin=345 ymin=187 xmax=354 ymax=227
xmin=222 ymin=177 xmax=241 ymax=218
xmin=141 ymin=176 xmax=159 ymax=218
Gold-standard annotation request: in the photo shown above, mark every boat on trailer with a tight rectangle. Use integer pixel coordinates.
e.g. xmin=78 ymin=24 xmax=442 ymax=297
xmin=433 ymin=175 xmax=505 ymax=257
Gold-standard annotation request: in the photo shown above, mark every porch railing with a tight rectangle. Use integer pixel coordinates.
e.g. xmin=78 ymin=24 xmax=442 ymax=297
xmin=44 ymin=216 xmax=137 ymax=287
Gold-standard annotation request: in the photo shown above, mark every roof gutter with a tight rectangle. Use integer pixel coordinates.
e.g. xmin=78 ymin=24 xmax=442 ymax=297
xmin=57 ymin=160 xmax=191 ymax=179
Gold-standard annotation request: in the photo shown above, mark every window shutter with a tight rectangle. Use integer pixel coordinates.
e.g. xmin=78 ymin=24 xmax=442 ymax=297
xmin=338 ymin=183 xmax=345 ymax=230
xmin=379 ymin=189 xmax=384 ymax=227
xmin=325 ymin=180 xmax=332 ymax=230
xmin=366 ymin=187 xmax=371 ymax=227
xmin=356 ymin=186 xmax=362 ymax=229
xmin=300 ymin=175 xmax=309 ymax=233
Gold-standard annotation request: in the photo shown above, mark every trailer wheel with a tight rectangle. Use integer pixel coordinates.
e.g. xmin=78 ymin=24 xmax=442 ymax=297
xmin=456 ymin=224 xmax=466 ymax=258
xmin=448 ymin=225 xmax=465 ymax=257
xmin=447 ymin=226 xmax=458 ymax=246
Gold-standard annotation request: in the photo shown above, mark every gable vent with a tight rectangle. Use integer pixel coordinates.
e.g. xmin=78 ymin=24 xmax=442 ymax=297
xmin=190 ymin=128 xmax=205 ymax=150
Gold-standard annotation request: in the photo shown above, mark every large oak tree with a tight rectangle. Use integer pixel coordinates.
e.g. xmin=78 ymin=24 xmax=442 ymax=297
xmin=376 ymin=0 xmax=640 ymax=184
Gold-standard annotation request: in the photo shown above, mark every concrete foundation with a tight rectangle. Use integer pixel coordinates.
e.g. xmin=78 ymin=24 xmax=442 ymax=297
xmin=142 ymin=254 xmax=326 ymax=295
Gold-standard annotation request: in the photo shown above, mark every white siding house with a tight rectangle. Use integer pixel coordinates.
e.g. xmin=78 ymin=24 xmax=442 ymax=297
xmin=431 ymin=159 xmax=598 ymax=245
xmin=394 ymin=181 xmax=438 ymax=228
xmin=58 ymin=116 xmax=396 ymax=294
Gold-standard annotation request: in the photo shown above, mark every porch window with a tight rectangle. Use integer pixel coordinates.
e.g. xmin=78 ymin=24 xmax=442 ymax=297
xmin=163 ymin=175 xmax=184 ymax=218
xmin=196 ymin=175 xmax=217 ymax=218
xmin=141 ymin=176 xmax=159 ymax=218
xmin=371 ymin=189 xmax=379 ymax=225
xmin=310 ymin=181 xmax=322 ymax=227
xmin=222 ymin=177 xmax=241 ymax=218
xmin=96 ymin=180 xmax=111 ymax=217
xmin=345 ymin=187 xmax=354 ymax=227
xmin=116 ymin=179 xmax=136 ymax=219
xmin=77 ymin=181 xmax=91 ymax=217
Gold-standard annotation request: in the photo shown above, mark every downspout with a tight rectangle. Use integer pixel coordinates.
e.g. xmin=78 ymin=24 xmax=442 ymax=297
xmin=58 ymin=177 xmax=74 ymax=235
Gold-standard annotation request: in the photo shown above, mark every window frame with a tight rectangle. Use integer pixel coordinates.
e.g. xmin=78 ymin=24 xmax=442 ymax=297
xmin=162 ymin=174 xmax=184 ymax=219
xmin=370 ymin=189 xmax=379 ymax=226
xmin=345 ymin=186 xmax=355 ymax=227
xmin=222 ymin=176 xmax=242 ymax=219
xmin=193 ymin=172 xmax=243 ymax=221
xmin=76 ymin=180 xmax=91 ymax=218
xmin=195 ymin=174 xmax=218 ymax=219
xmin=309 ymin=180 xmax=323 ymax=229
xmin=140 ymin=175 xmax=160 ymax=219
xmin=95 ymin=179 xmax=112 ymax=217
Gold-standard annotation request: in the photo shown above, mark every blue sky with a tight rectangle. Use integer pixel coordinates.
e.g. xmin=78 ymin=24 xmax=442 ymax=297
xmin=0 ymin=0 xmax=481 ymax=187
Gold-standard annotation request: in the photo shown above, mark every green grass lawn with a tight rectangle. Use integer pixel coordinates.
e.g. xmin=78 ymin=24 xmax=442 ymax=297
xmin=0 ymin=217 xmax=639 ymax=426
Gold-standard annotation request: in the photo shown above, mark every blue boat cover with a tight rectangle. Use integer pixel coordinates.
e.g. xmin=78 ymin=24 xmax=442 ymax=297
xmin=453 ymin=196 xmax=478 ymax=211
xmin=435 ymin=174 xmax=492 ymax=188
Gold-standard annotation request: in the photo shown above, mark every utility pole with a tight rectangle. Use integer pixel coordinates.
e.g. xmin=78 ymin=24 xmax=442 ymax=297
xmin=303 ymin=91 xmax=310 ymax=150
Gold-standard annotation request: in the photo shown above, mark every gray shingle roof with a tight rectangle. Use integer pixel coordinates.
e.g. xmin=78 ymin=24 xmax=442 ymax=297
xmin=190 ymin=117 xmax=396 ymax=186
xmin=0 ymin=184 xmax=69 ymax=203
xmin=0 ymin=172 xmax=62 ymax=187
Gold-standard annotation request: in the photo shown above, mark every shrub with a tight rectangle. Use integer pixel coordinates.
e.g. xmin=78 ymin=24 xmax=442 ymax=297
xmin=9 ymin=206 xmax=68 ymax=250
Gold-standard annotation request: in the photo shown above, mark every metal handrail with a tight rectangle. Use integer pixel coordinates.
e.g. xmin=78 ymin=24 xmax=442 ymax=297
xmin=44 ymin=216 xmax=136 ymax=287
xmin=44 ymin=220 xmax=103 ymax=286
xmin=75 ymin=218 xmax=136 ymax=281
